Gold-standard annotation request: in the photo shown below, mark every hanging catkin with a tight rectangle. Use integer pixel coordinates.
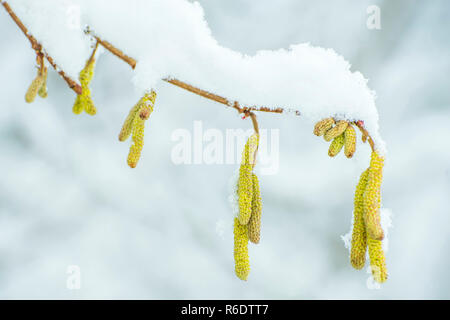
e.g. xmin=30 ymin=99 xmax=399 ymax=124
xmin=72 ymin=48 xmax=97 ymax=116
xmin=121 ymin=90 xmax=157 ymax=168
xmin=328 ymin=134 xmax=345 ymax=157
xmin=350 ymin=169 xmax=369 ymax=270
xmin=363 ymin=151 xmax=385 ymax=241
xmin=344 ymin=125 xmax=356 ymax=158
xmin=313 ymin=117 xmax=335 ymax=136
xmin=237 ymin=133 xmax=259 ymax=225
xmin=234 ymin=217 xmax=250 ymax=280
xmin=248 ymin=173 xmax=262 ymax=244
xmin=324 ymin=120 xmax=349 ymax=142
xmin=25 ymin=73 xmax=45 ymax=103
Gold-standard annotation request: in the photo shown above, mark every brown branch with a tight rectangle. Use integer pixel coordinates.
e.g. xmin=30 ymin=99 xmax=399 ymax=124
xmin=354 ymin=120 xmax=375 ymax=152
xmin=93 ymin=34 xmax=300 ymax=116
xmin=2 ymin=1 xmax=82 ymax=95
xmin=94 ymin=36 xmax=136 ymax=69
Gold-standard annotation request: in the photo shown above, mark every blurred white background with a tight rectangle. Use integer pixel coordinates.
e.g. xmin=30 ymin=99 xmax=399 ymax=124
xmin=0 ymin=0 xmax=449 ymax=299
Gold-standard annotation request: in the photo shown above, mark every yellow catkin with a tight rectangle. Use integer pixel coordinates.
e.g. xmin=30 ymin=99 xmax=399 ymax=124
xmin=238 ymin=134 xmax=259 ymax=225
xmin=363 ymin=151 xmax=385 ymax=240
xmin=313 ymin=117 xmax=335 ymax=136
xmin=328 ymin=134 xmax=345 ymax=157
xmin=72 ymin=95 xmax=84 ymax=114
xmin=350 ymin=169 xmax=369 ymax=270
xmin=38 ymin=67 xmax=48 ymax=98
xmin=367 ymin=238 xmax=388 ymax=283
xmin=139 ymin=90 xmax=157 ymax=120
xmin=124 ymin=91 xmax=157 ymax=168
xmin=234 ymin=217 xmax=250 ymax=280
xmin=248 ymin=173 xmax=262 ymax=244
xmin=119 ymin=103 xmax=142 ymax=141
xmin=72 ymin=58 xmax=97 ymax=115
xmin=25 ymin=74 xmax=44 ymax=103
xmin=127 ymin=116 xmax=145 ymax=168
xmin=323 ymin=120 xmax=349 ymax=142
xmin=344 ymin=125 xmax=356 ymax=158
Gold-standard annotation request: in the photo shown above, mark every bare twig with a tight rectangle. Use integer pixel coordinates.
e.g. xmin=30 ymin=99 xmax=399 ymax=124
xmin=2 ymin=1 xmax=82 ymax=94
xmin=354 ymin=120 xmax=375 ymax=152
xmin=93 ymin=34 xmax=300 ymax=116
xmin=94 ymin=36 xmax=136 ymax=69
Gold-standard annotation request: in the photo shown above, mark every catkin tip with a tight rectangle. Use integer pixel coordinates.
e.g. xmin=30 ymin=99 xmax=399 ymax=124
xmin=313 ymin=117 xmax=335 ymax=136
xmin=25 ymin=75 xmax=44 ymax=103
xmin=344 ymin=125 xmax=356 ymax=158
xmin=234 ymin=218 xmax=250 ymax=281
xmin=324 ymin=120 xmax=349 ymax=142
xmin=328 ymin=134 xmax=345 ymax=157
xmin=248 ymin=173 xmax=262 ymax=244
xmin=350 ymin=169 xmax=369 ymax=270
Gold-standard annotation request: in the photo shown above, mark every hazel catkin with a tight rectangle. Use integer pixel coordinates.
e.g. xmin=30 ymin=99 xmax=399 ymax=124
xmin=127 ymin=114 xmax=145 ymax=168
xmin=350 ymin=169 xmax=369 ymax=270
xmin=328 ymin=134 xmax=345 ymax=157
xmin=72 ymin=58 xmax=97 ymax=115
xmin=324 ymin=120 xmax=349 ymax=142
xmin=344 ymin=125 xmax=356 ymax=158
xmin=363 ymin=151 xmax=385 ymax=241
xmin=234 ymin=217 xmax=250 ymax=280
xmin=313 ymin=117 xmax=335 ymax=136
xmin=25 ymin=74 xmax=44 ymax=103
xmin=248 ymin=173 xmax=262 ymax=244
xmin=122 ymin=90 xmax=157 ymax=168
xmin=237 ymin=133 xmax=259 ymax=225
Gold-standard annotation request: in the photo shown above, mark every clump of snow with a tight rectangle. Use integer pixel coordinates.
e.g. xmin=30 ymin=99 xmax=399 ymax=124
xmin=6 ymin=0 xmax=385 ymax=153
xmin=6 ymin=0 xmax=91 ymax=82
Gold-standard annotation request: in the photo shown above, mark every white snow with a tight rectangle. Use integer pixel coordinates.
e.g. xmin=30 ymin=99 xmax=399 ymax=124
xmin=5 ymin=0 xmax=386 ymax=154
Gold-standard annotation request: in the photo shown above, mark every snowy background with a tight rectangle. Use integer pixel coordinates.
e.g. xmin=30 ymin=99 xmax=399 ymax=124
xmin=0 ymin=0 xmax=449 ymax=299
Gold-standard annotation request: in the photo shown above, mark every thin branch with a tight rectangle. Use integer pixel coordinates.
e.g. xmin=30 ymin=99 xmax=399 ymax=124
xmin=2 ymin=1 xmax=82 ymax=95
xmin=94 ymin=34 xmax=300 ymax=116
xmin=94 ymin=36 xmax=136 ymax=69
xmin=354 ymin=120 xmax=375 ymax=152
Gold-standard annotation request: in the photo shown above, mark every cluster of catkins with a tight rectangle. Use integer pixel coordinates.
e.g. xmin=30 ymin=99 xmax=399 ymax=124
xmin=314 ymin=117 xmax=387 ymax=283
xmin=25 ymin=45 xmax=157 ymax=169
xmin=313 ymin=118 xmax=356 ymax=158
xmin=234 ymin=133 xmax=262 ymax=281
xmin=118 ymin=91 xmax=157 ymax=168
xmin=25 ymin=62 xmax=48 ymax=103
xmin=72 ymin=54 xmax=97 ymax=115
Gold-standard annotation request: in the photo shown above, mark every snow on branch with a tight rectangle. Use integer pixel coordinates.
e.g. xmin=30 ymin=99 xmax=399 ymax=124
xmin=2 ymin=0 xmax=384 ymax=155
xmin=1 ymin=0 xmax=389 ymax=283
